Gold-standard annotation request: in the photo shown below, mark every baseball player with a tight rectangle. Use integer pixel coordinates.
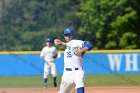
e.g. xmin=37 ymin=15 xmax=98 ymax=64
xmin=54 ymin=28 xmax=93 ymax=93
xmin=40 ymin=38 xmax=58 ymax=88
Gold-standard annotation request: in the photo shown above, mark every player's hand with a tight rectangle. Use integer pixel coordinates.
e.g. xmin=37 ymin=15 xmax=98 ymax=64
xmin=54 ymin=39 xmax=62 ymax=45
xmin=74 ymin=47 xmax=89 ymax=57
xmin=74 ymin=49 xmax=85 ymax=57
xmin=54 ymin=39 xmax=67 ymax=46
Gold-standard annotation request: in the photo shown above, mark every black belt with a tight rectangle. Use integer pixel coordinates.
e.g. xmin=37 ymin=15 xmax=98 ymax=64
xmin=65 ymin=68 xmax=82 ymax=71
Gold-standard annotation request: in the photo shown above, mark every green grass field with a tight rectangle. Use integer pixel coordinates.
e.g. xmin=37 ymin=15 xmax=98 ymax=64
xmin=0 ymin=75 xmax=140 ymax=88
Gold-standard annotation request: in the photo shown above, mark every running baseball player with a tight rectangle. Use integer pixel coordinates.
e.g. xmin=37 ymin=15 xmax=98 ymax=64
xmin=40 ymin=38 xmax=58 ymax=88
xmin=54 ymin=28 xmax=93 ymax=93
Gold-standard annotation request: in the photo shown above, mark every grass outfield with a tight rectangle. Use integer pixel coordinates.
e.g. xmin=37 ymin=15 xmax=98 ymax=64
xmin=0 ymin=74 xmax=140 ymax=88
xmin=85 ymin=74 xmax=140 ymax=87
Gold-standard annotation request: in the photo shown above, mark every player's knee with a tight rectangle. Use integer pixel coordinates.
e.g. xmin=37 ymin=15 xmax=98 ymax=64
xmin=52 ymin=73 xmax=57 ymax=77
xmin=43 ymin=75 xmax=48 ymax=78
xmin=75 ymin=81 xmax=84 ymax=89
xmin=77 ymin=87 xmax=84 ymax=93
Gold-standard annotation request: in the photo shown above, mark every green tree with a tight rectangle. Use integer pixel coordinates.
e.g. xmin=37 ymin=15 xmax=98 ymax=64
xmin=77 ymin=0 xmax=140 ymax=49
xmin=0 ymin=0 xmax=80 ymax=51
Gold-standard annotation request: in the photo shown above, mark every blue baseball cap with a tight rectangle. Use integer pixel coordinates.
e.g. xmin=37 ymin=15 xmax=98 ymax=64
xmin=46 ymin=38 xmax=52 ymax=42
xmin=64 ymin=28 xmax=74 ymax=35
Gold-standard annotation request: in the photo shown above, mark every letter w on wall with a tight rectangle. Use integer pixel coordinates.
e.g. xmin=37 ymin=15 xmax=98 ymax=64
xmin=107 ymin=54 xmax=122 ymax=72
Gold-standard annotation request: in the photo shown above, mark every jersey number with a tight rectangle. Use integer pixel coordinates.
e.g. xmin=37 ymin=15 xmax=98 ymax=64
xmin=67 ymin=52 xmax=72 ymax=58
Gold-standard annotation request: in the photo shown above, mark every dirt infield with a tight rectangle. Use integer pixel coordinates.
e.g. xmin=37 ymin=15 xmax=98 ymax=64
xmin=0 ymin=86 xmax=140 ymax=93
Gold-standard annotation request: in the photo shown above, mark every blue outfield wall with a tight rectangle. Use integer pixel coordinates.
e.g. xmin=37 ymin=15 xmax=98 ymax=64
xmin=0 ymin=50 xmax=140 ymax=76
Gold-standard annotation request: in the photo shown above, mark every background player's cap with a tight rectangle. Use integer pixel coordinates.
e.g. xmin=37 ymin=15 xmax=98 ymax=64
xmin=46 ymin=38 xmax=52 ymax=42
xmin=64 ymin=28 xmax=74 ymax=35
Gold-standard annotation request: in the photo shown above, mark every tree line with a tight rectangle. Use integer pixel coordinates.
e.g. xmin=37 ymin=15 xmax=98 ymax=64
xmin=0 ymin=0 xmax=139 ymax=51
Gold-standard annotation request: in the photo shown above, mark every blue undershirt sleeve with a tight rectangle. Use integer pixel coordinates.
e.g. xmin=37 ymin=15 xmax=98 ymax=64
xmin=83 ymin=42 xmax=93 ymax=50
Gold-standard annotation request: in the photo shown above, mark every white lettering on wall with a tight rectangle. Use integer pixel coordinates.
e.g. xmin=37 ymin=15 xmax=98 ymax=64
xmin=125 ymin=54 xmax=138 ymax=71
xmin=107 ymin=54 xmax=122 ymax=71
xmin=107 ymin=53 xmax=139 ymax=72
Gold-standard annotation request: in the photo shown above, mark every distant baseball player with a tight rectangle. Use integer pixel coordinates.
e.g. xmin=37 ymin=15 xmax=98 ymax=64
xmin=54 ymin=28 xmax=93 ymax=93
xmin=40 ymin=38 xmax=58 ymax=88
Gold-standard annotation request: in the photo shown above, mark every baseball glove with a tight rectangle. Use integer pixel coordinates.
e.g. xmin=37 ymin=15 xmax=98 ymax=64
xmin=52 ymin=53 xmax=57 ymax=58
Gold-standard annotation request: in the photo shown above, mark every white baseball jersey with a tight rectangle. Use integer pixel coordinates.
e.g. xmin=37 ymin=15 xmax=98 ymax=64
xmin=40 ymin=46 xmax=57 ymax=62
xmin=64 ymin=40 xmax=85 ymax=68
xmin=58 ymin=40 xmax=86 ymax=93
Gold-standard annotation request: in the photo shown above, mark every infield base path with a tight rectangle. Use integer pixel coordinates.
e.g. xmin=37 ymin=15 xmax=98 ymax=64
xmin=0 ymin=86 xmax=140 ymax=93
